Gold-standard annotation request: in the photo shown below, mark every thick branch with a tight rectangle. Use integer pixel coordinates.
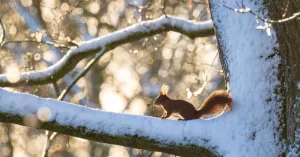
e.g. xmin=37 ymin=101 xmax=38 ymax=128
xmin=0 ymin=88 xmax=217 ymax=157
xmin=0 ymin=16 xmax=214 ymax=87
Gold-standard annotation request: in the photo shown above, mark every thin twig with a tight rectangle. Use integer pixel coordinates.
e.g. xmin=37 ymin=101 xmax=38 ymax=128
xmin=223 ymin=4 xmax=269 ymax=22
xmin=49 ymin=132 xmax=59 ymax=141
xmin=191 ymin=51 xmax=219 ymax=97
xmin=0 ymin=18 xmax=5 ymax=46
xmin=41 ymin=130 xmax=50 ymax=157
xmin=193 ymin=0 xmax=209 ymax=5
xmin=223 ymin=3 xmax=300 ymax=23
xmin=43 ymin=132 xmax=59 ymax=157
xmin=57 ymin=47 xmax=106 ymax=101
xmin=162 ymin=0 xmax=168 ymax=17
xmin=141 ymin=149 xmax=145 ymax=157
xmin=1 ymin=40 xmax=78 ymax=48
xmin=274 ymin=12 xmax=300 ymax=23
xmin=42 ymin=41 xmax=105 ymax=157
xmin=282 ymin=0 xmax=290 ymax=17
xmin=42 ymin=81 xmax=61 ymax=157
xmin=52 ymin=82 xmax=60 ymax=97
xmin=41 ymin=45 xmax=105 ymax=157
xmin=206 ymin=51 xmax=219 ymax=81
xmin=40 ymin=0 xmax=83 ymax=37
xmin=148 ymin=151 xmax=154 ymax=157
xmin=0 ymin=17 xmax=78 ymax=48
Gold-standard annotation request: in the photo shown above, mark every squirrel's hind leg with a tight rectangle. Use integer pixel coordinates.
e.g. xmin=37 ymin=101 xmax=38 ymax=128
xmin=161 ymin=111 xmax=172 ymax=119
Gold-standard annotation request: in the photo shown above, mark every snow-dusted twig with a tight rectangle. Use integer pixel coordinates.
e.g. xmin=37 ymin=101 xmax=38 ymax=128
xmin=0 ymin=88 xmax=217 ymax=157
xmin=0 ymin=16 xmax=214 ymax=87
xmin=223 ymin=3 xmax=300 ymax=23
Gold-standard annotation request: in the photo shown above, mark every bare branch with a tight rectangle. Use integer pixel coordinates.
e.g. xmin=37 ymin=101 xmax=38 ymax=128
xmin=0 ymin=16 xmax=214 ymax=87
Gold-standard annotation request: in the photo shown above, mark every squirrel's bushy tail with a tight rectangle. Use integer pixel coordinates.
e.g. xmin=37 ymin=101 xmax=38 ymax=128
xmin=196 ymin=90 xmax=233 ymax=119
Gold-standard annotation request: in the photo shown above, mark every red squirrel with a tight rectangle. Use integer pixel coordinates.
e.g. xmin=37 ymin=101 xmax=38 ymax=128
xmin=153 ymin=85 xmax=233 ymax=120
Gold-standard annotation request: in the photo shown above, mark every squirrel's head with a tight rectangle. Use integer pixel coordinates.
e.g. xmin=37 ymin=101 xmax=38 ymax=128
xmin=153 ymin=84 xmax=169 ymax=106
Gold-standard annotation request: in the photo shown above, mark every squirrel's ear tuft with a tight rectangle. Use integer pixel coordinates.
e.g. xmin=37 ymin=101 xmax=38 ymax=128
xmin=160 ymin=84 xmax=169 ymax=95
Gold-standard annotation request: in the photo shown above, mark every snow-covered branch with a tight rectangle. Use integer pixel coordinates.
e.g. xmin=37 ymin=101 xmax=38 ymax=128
xmin=0 ymin=88 xmax=217 ymax=157
xmin=0 ymin=16 xmax=214 ymax=87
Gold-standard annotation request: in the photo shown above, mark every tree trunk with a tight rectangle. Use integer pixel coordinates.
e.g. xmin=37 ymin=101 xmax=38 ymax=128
xmin=209 ymin=0 xmax=287 ymax=156
xmin=265 ymin=0 xmax=300 ymax=153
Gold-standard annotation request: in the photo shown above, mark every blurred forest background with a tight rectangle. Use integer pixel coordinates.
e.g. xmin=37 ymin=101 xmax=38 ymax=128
xmin=0 ymin=0 xmax=225 ymax=156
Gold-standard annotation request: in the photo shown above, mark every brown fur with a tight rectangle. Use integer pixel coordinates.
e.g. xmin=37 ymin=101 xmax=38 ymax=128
xmin=153 ymin=89 xmax=233 ymax=120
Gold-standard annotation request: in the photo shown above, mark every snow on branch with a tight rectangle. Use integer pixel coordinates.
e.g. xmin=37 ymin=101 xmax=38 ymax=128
xmin=0 ymin=16 xmax=214 ymax=87
xmin=0 ymin=88 xmax=217 ymax=157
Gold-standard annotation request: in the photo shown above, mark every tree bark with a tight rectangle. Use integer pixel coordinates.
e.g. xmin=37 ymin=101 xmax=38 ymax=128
xmin=209 ymin=0 xmax=285 ymax=156
xmin=265 ymin=0 xmax=300 ymax=152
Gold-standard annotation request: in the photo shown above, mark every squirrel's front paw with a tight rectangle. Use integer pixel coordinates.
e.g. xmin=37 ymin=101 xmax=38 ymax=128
xmin=160 ymin=116 xmax=166 ymax=119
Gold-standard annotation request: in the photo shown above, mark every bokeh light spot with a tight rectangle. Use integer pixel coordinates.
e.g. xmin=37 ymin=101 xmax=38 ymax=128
xmin=37 ymin=106 xmax=51 ymax=122
xmin=6 ymin=65 xmax=21 ymax=83
xmin=23 ymin=114 xmax=39 ymax=128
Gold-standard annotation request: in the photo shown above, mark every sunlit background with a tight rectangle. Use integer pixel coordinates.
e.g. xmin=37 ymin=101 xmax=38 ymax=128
xmin=0 ymin=0 xmax=225 ymax=156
